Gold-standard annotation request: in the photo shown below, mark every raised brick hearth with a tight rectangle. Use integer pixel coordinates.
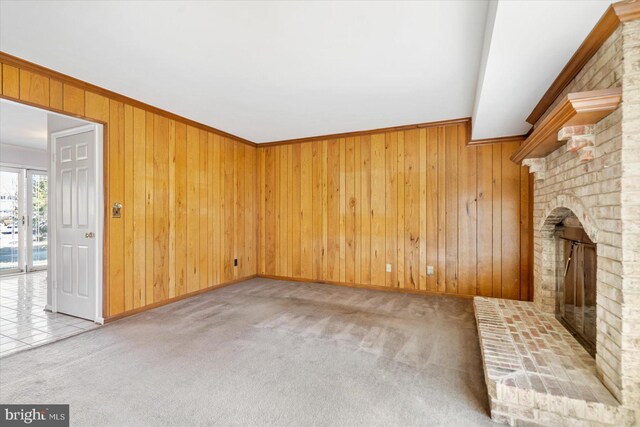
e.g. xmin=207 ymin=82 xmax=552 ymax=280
xmin=474 ymin=297 xmax=634 ymax=426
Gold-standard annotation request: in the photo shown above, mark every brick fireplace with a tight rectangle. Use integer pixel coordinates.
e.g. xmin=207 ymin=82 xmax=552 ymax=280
xmin=474 ymin=7 xmax=640 ymax=426
xmin=530 ymin=20 xmax=640 ymax=412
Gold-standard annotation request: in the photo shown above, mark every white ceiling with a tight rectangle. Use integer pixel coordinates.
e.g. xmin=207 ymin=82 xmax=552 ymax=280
xmin=0 ymin=1 xmax=612 ymax=143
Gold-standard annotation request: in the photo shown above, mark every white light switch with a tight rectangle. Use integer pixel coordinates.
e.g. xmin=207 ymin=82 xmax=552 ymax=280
xmin=386 ymin=263 xmax=392 ymax=273
xmin=427 ymin=265 xmax=434 ymax=276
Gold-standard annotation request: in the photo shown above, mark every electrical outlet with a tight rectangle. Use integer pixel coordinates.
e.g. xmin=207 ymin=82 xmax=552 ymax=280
xmin=234 ymin=258 xmax=238 ymax=267
xmin=386 ymin=263 xmax=392 ymax=273
xmin=427 ymin=265 xmax=434 ymax=276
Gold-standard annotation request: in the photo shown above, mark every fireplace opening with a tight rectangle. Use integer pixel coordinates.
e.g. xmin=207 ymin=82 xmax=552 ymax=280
xmin=555 ymin=214 xmax=597 ymax=356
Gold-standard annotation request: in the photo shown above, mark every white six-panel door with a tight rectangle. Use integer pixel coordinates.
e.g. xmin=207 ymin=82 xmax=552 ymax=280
xmin=54 ymin=126 xmax=98 ymax=320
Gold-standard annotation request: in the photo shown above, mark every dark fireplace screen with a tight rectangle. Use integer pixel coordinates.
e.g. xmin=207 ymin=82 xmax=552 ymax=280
xmin=557 ymin=224 xmax=597 ymax=356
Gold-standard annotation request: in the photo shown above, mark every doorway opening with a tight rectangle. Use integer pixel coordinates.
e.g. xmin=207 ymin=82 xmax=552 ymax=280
xmin=0 ymin=99 xmax=104 ymax=357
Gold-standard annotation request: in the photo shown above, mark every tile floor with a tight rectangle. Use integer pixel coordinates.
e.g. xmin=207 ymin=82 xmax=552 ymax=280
xmin=0 ymin=271 xmax=98 ymax=358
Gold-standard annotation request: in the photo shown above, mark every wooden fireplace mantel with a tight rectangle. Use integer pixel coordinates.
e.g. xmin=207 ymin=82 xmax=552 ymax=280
xmin=511 ymin=87 xmax=622 ymax=164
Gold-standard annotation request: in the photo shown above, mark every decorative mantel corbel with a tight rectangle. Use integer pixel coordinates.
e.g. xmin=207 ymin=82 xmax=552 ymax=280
xmin=510 ymin=88 xmax=620 ymax=164
xmin=522 ymin=158 xmax=546 ymax=181
xmin=558 ymin=125 xmax=596 ymax=163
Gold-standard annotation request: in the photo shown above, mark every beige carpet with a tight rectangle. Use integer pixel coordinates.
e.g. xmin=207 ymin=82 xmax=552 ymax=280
xmin=0 ymin=278 xmax=495 ymax=426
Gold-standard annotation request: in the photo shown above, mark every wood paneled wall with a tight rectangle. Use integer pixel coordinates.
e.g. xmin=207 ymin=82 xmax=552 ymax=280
xmin=1 ymin=53 xmax=532 ymax=320
xmin=0 ymin=58 xmax=258 ymax=319
xmin=257 ymin=123 xmax=532 ymax=299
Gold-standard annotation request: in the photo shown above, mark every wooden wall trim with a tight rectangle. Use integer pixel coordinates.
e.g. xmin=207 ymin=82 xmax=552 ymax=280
xmin=257 ymin=117 xmax=471 ymax=147
xmin=467 ymin=134 xmax=526 ymax=146
xmin=526 ymin=0 xmax=639 ymax=125
xmin=257 ymin=275 xmax=474 ymax=299
xmin=104 ymin=275 xmax=257 ymax=322
xmin=0 ymin=51 xmax=256 ymax=147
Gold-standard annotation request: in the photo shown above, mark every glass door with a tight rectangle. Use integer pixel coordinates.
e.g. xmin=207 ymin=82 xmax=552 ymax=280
xmin=28 ymin=170 xmax=48 ymax=271
xmin=0 ymin=167 xmax=22 ymax=273
xmin=0 ymin=167 xmax=48 ymax=274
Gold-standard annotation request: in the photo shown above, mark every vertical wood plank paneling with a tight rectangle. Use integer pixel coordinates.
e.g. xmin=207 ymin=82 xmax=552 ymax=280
xmin=457 ymin=125 xmax=477 ymax=295
xmin=404 ymin=129 xmax=420 ymax=289
xmin=85 ymin=92 xmax=110 ymax=122
xmin=396 ymin=132 xmax=405 ymax=288
xmin=219 ymin=138 xmax=227 ymax=283
xmin=258 ymin=147 xmax=266 ymax=275
xmin=477 ymin=144 xmax=493 ymax=296
xmin=492 ymin=144 xmax=503 ymax=297
xmin=287 ymin=145 xmax=294 ymax=278
xmin=246 ymin=145 xmax=257 ymax=276
xmin=311 ymin=141 xmax=324 ymax=281
xmin=19 ymin=69 xmax=49 ymax=106
xmin=339 ymin=138 xmax=346 ymax=283
xmin=501 ymin=142 xmax=521 ymax=300
xmin=370 ymin=133 xmax=386 ymax=286
xmin=153 ymin=115 xmax=169 ymax=302
xmin=385 ymin=132 xmax=398 ymax=288
xmin=326 ymin=139 xmax=341 ymax=282
xmin=174 ymin=122 xmax=187 ymax=297
xmin=520 ymin=170 xmax=531 ymax=301
xmin=265 ymin=147 xmax=276 ymax=275
xmin=300 ymin=143 xmax=313 ymax=278
xmin=168 ymin=121 xmax=176 ymax=298
xmin=345 ymin=137 xmax=356 ymax=284
xmin=123 ymin=105 xmax=134 ymax=311
xmin=256 ymin=122 xmax=530 ymax=299
xmin=2 ymin=64 xmax=20 ymax=98
xmin=49 ymin=80 xmax=63 ymax=110
xmin=436 ymin=127 xmax=447 ymax=293
xmin=199 ymin=130 xmax=208 ymax=289
xmin=108 ymin=100 xmax=125 ymax=315
xmin=234 ymin=141 xmax=241 ymax=280
xmin=360 ymin=136 xmax=372 ymax=285
xmin=353 ymin=137 xmax=362 ymax=285
xmin=213 ymin=135 xmax=223 ymax=285
xmin=132 ymin=107 xmax=146 ymax=307
xmin=223 ymin=139 xmax=235 ymax=282
xmin=419 ymin=129 xmax=427 ymax=291
xmin=62 ymin=84 xmax=85 ymax=115
xmin=186 ymin=125 xmax=200 ymax=293
xmin=238 ymin=142 xmax=247 ymax=277
xmin=273 ymin=148 xmax=280 ymax=276
xmin=144 ymin=113 xmax=155 ymax=305
xmin=277 ymin=145 xmax=284 ymax=277
xmin=426 ymin=127 xmax=438 ymax=292
xmin=445 ymin=126 xmax=458 ymax=293
xmin=207 ymin=134 xmax=216 ymax=284
xmin=321 ymin=140 xmax=328 ymax=281
xmin=291 ymin=144 xmax=302 ymax=277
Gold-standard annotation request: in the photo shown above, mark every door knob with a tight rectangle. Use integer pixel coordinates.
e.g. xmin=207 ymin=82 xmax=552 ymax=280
xmin=85 ymin=232 xmax=95 ymax=238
